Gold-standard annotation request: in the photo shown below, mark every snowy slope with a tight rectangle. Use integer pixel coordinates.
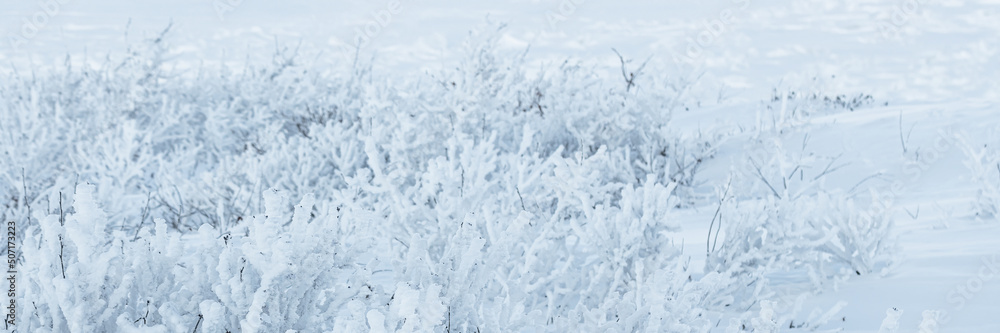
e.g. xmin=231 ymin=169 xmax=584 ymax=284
xmin=4 ymin=0 xmax=998 ymax=102
xmin=677 ymin=100 xmax=1000 ymax=331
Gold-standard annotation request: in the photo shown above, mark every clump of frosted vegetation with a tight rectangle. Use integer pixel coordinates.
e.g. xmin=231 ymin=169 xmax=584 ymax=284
xmin=3 ymin=24 xmax=896 ymax=332
xmin=706 ymin=135 xmax=896 ymax=305
xmin=957 ymin=133 xmax=1000 ymax=220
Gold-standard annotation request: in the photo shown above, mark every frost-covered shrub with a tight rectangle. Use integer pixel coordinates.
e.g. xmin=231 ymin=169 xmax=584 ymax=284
xmin=0 ymin=22 xmax=720 ymax=233
xmin=19 ymin=178 xmax=734 ymax=332
xmin=957 ymin=133 xmax=1000 ymax=220
xmin=20 ymin=184 xmax=396 ymax=332
xmin=763 ymin=76 xmax=878 ymax=127
xmin=709 ymin=192 xmax=894 ymax=287
xmin=707 ymin=136 xmax=895 ymax=299
xmin=877 ymin=307 xmax=903 ymax=333
xmin=4 ymin=22 xmax=871 ymax=332
xmin=362 ymin=120 xmax=735 ymax=331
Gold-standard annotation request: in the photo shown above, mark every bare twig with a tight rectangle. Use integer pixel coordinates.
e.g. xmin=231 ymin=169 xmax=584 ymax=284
xmin=59 ymin=192 xmax=65 ymax=226
xmin=58 ymin=192 xmax=66 ymax=279
xmin=22 ymin=168 xmax=31 ymax=224
xmin=787 ymin=165 xmax=802 ymax=180
xmin=58 ymin=236 xmax=67 ymax=279
xmin=515 ymin=186 xmax=526 ymax=211
xmin=134 ymin=300 xmax=150 ymax=325
xmin=707 ymin=180 xmax=732 ymax=254
xmin=749 ymin=157 xmax=781 ymax=199
xmin=898 ymin=111 xmax=909 ymax=153
xmin=812 ymin=153 xmax=848 ymax=181
xmin=191 ymin=314 xmax=203 ymax=333
xmin=393 ymin=237 xmax=409 ymax=249
xmin=611 ymin=48 xmax=651 ymax=92
xmin=172 ymin=185 xmax=185 ymax=228
xmin=133 ymin=192 xmax=152 ymax=241
xmin=848 ymin=172 xmax=884 ymax=195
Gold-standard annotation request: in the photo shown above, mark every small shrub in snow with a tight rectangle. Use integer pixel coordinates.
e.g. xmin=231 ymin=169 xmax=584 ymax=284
xmin=877 ymin=307 xmax=903 ymax=333
xmin=707 ymin=136 xmax=895 ymax=301
xmin=918 ymin=310 xmax=943 ymax=333
xmin=957 ymin=133 xmax=1000 ymax=220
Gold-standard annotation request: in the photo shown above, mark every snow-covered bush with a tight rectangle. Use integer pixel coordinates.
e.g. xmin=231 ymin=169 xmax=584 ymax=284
xmin=17 ymin=177 xmax=732 ymax=331
xmin=707 ymin=135 xmax=896 ymax=302
xmin=0 ymin=23 xmax=757 ymax=332
xmin=877 ymin=307 xmax=903 ymax=333
xmin=708 ymin=191 xmax=894 ymax=286
xmin=763 ymin=77 xmax=878 ymax=127
xmin=1 ymin=22 xmax=721 ymax=233
xmin=20 ymin=184 xmax=381 ymax=332
xmin=957 ymin=133 xmax=1000 ymax=220
xmin=2 ymin=21 xmax=900 ymax=332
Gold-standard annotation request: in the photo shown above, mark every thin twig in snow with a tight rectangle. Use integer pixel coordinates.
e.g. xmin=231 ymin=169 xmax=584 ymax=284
xmin=812 ymin=153 xmax=848 ymax=181
xmin=191 ymin=314 xmax=203 ymax=333
xmin=22 ymin=168 xmax=30 ymax=224
xmin=848 ymin=172 xmax=884 ymax=195
xmin=749 ymin=157 xmax=781 ymax=199
xmin=787 ymin=165 xmax=802 ymax=180
xmin=58 ymin=236 xmax=66 ymax=279
xmin=58 ymin=192 xmax=66 ymax=279
xmin=899 ymin=110 xmax=907 ymax=153
xmin=611 ymin=48 xmax=650 ymax=92
xmin=59 ymin=192 xmax=65 ymax=227
xmin=516 ymin=186 xmax=526 ymax=211
xmin=133 ymin=192 xmax=152 ymax=241
xmin=707 ymin=180 xmax=732 ymax=254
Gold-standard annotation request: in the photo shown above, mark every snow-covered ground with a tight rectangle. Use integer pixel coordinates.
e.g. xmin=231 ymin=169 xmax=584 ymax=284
xmin=681 ymin=100 xmax=1000 ymax=331
xmin=3 ymin=0 xmax=998 ymax=332
xmin=5 ymin=0 xmax=998 ymax=102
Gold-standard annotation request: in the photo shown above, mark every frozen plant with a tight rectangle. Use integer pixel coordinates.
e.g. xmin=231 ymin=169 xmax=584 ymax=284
xmin=877 ymin=307 xmax=903 ymax=333
xmin=957 ymin=133 xmax=1000 ymax=220
xmin=707 ymin=135 xmax=896 ymax=299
